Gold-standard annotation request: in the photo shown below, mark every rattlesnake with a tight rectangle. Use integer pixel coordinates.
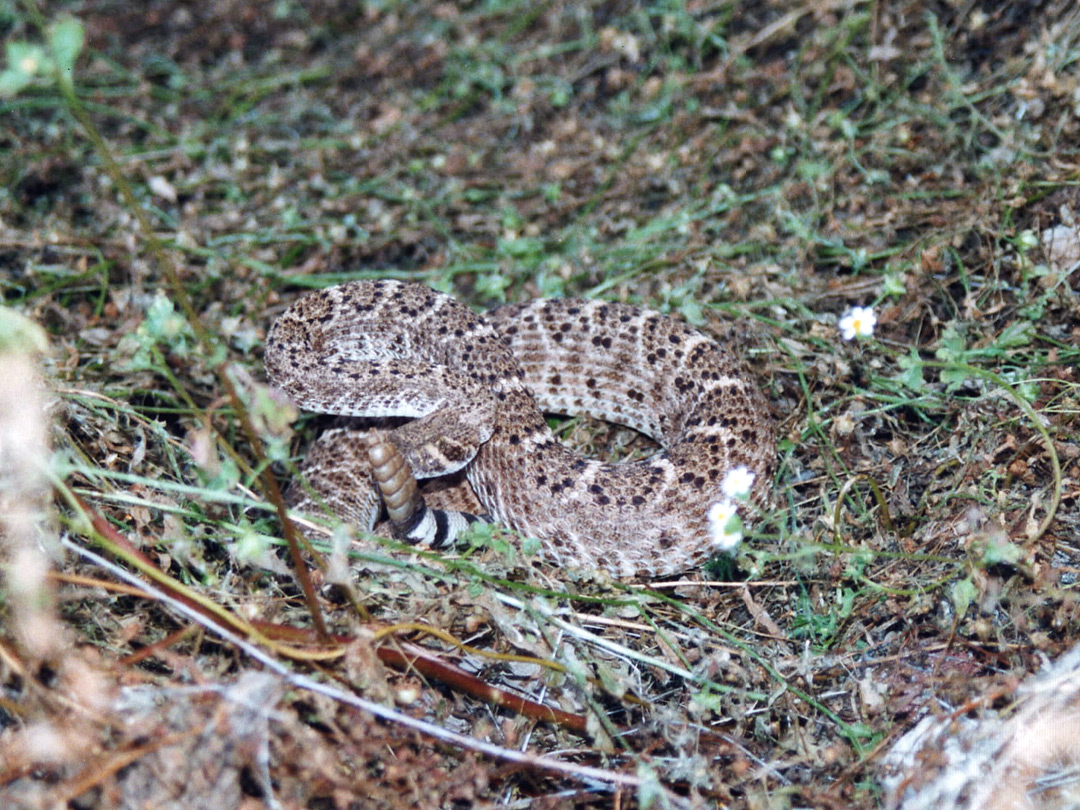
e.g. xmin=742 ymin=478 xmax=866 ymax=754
xmin=265 ymin=280 xmax=775 ymax=578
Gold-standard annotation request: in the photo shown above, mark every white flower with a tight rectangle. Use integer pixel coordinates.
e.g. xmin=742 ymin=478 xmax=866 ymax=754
xmin=1016 ymin=229 xmax=1038 ymax=251
xmin=707 ymin=500 xmax=743 ymax=551
xmin=721 ymin=465 xmax=756 ymax=500
xmin=839 ymin=306 xmax=876 ymax=340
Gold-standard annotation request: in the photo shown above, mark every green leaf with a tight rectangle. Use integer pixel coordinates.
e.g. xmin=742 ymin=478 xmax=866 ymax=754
xmin=0 ymin=68 xmax=32 ymax=97
xmin=636 ymin=761 xmax=663 ymax=810
xmin=207 ymin=456 xmax=241 ymax=492
xmin=935 ymin=323 xmax=967 ymax=363
xmin=1016 ymin=379 xmax=1037 ymax=402
xmin=895 ymin=347 xmax=924 ymax=391
xmin=49 ymin=18 xmax=84 ymax=81
xmin=882 ymin=272 xmax=907 ymax=297
xmin=144 ymin=294 xmax=192 ymax=347
xmin=939 ymin=364 xmax=970 ymax=389
xmin=474 ymin=272 xmax=511 ymax=301
xmin=690 ymin=687 xmax=725 ymax=713
xmin=995 ymin=320 xmax=1034 ymax=349
xmin=950 ymin=577 xmax=976 ymax=619
xmin=981 ymin=536 xmax=1022 ymax=566
xmin=936 ymin=325 xmax=973 ymax=388
xmin=593 ymin=659 xmax=628 ymax=698
xmin=678 ymin=298 xmax=704 ymax=326
xmin=497 ymin=235 xmax=543 ymax=260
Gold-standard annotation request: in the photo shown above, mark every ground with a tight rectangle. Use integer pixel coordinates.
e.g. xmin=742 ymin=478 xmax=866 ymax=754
xmin=1 ymin=1 xmax=1079 ymax=808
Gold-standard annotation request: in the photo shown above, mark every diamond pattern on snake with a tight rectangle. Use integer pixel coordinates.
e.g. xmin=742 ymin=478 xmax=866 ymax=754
xmin=265 ymin=280 xmax=775 ymax=578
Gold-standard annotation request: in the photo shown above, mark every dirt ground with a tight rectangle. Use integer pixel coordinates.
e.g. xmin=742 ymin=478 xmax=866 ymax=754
xmin=2 ymin=1 xmax=1079 ymax=808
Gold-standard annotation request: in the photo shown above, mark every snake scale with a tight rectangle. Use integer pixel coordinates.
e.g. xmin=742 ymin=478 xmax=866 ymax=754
xmin=265 ymin=280 xmax=775 ymax=578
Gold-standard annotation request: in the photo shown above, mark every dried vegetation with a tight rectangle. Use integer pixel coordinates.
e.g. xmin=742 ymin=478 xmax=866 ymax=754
xmin=2 ymin=1 xmax=1080 ymax=808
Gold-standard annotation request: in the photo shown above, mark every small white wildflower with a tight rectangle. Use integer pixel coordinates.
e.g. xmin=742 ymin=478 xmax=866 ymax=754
xmin=721 ymin=465 xmax=756 ymax=501
xmin=147 ymin=175 xmax=177 ymax=202
xmin=19 ymin=54 xmax=41 ymax=75
xmin=707 ymin=500 xmax=743 ymax=551
xmin=839 ymin=306 xmax=876 ymax=340
xmin=1016 ymin=229 xmax=1038 ymax=251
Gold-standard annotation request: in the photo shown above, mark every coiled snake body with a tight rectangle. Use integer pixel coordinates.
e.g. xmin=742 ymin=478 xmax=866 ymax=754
xmin=265 ymin=280 xmax=774 ymax=578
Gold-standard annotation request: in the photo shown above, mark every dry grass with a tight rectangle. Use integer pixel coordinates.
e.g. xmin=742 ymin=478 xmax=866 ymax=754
xmin=1 ymin=1 xmax=1079 ymax=808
